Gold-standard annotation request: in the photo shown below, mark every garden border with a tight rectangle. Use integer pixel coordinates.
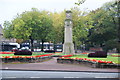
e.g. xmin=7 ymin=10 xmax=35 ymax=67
xmin=1 ymin=53 xmax=54 ymax=63
xmin=57 ymin=58 xmax=120 ymax=68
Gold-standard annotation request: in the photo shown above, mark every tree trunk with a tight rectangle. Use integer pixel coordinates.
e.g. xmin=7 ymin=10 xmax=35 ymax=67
xmin=41 ymin=39 xmax=44 ymax=52
xmin=74 ymin=42 xmax=77 ymax=53
xmin=117 ymin=43 xmax=120 ymax=53
xmin=53 ymin=40 xmax=55 ymax=51
xmin=30 ymin=38 xmax=34 ymax=51
xmin=29 ymin=36 xmax=34 ymax=51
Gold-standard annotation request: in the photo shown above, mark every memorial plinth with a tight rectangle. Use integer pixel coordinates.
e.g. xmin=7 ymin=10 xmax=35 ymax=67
xmin=63 ymin=10 xmax=75 ymax=54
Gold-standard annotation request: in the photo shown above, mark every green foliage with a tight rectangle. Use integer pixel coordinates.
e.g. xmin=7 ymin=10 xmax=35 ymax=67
xmin=87 ymin=1 xmax=118 ymax=51
xmin=49 ymin=11 xmax=65 ymax=43
xmin=3 ymin=21 xmax=13 ymax=38
xmin=71 ymin=7 xmax=94 ymax=46
xmin=11 ymin=8 xmax=53 ymax=41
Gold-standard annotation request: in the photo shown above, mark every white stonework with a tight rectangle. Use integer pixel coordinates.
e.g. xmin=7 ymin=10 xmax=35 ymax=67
xmin=63 ymin=11 xmax=75 ymax=54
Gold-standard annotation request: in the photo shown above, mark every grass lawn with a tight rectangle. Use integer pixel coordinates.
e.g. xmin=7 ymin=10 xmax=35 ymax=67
xmin=69 ymin=54 xmax=119 ymax=64
xmin=111 ymin=54 xmax=120 ymax=56
xmin=0 ymin=52 xmax=52 ymax=56
xmin=54 ymin=53 xmax=66 ymax=55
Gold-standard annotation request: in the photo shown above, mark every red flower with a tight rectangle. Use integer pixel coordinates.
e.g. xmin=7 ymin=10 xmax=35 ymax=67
xmin=83 ymin=58 xmax=87 ymax=60
xmin=15 ymin=56 xmax=19 ymax=58
xmin=59 ymin=57 xmax=62 ymax=58
xmin=92 ymin=59 xmax=97 ymax=62
xmin=36 ymin=55 xmax=42 ymax=57
xmin=5 ymin=56 xmax=10 ymax=58
xmin=107 ymin=61 xmax=113 ymax=64
xmin=87 ymin=59 xmax=91 ymax=61
xmin=62 ymin=55 xmax=73 ymax=57
xmin=81 ymin=52 xmax=88 ymax=54
xmin=0 ymin=52 xmax=14 ymax=54
xmin=97 ymin=60 xmax=106 ymax=63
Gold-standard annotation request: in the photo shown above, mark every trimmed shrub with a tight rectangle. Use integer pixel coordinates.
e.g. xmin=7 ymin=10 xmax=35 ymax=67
xmin=88 ymin=51 xmax=107 ymax=58
xmin=14 ymin=50 xmax=32 ymax=55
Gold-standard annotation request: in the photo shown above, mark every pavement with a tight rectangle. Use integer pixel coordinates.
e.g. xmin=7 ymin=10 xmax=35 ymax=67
xmin=1 ymin=57 xmax=119 ymax=72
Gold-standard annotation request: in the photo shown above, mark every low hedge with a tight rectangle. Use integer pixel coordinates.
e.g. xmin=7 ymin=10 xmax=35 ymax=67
xmin=88 ymin=51 xmax=107 ymax=58
xmin=14 ymin=50 xmax=32 ymax=55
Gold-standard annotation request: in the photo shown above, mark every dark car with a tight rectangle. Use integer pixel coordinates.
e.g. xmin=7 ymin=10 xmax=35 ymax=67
xmin=11 ymin=48 xmax=18 ymax=52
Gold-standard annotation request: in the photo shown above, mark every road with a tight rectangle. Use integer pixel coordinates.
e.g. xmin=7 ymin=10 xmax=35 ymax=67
xmin=1 ymin=70 xmax=119 ymax=78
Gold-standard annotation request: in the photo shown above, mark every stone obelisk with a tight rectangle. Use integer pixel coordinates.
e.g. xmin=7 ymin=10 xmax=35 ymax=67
xmin=63 ymin=10 xmax=75 ymax=54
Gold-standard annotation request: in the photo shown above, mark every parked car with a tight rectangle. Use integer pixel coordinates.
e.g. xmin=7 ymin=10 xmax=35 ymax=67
xmin=11 ymin=48 xmax=18 ymax=52
xmin=19 ymin=47 xmax=31 ymax=51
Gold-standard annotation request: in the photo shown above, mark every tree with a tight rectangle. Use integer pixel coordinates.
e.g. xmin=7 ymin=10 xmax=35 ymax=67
xmin=11 ymin=8 xmax=53 ymax=51
xmin=49 ymin=11 xmax=65 ymax=44
xmin=87 ymin=1 xmax=119 ymax=52
xmin=75 ymin=0 xmax=86 ymax=5
xmin=3 ymin=21 xmax=13 ymax=39
xmin=70 ymin=7 xmax=94 ymax=51
xmin=117 ymin=0 xmax=120 ymax=53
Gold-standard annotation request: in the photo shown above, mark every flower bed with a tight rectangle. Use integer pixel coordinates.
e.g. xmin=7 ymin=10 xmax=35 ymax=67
xmin=1 ymin=53 xmax=54 ymax=63
xmin=57 ymin=55 xmax=120 ymax=68
xmin=81 ymin=52 xmax=89 ymax=54
xmin=0 ymin=52 xmax=14 ymax=54
xmin=111 ymin=54 xmax=120 ymax=57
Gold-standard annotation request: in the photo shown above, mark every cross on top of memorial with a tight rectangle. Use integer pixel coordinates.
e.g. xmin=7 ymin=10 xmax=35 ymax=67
xmin=66 ymin=10 xmax=72 ymax=20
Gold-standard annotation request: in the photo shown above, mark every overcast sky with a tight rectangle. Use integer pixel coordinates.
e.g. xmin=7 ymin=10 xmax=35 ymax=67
xmin=0 ymin=0 xmax=113 ymax=26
